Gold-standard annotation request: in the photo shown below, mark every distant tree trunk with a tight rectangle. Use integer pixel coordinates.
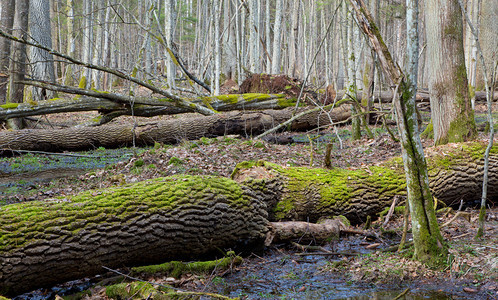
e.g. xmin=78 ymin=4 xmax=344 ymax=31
xmin=222 ymin=0 xmax=236 ymax=80
xmin=425 ymin=0 xmax=476 ymax=145
xmin=164 ymin=0 xmax=176 ymax=90
xmin=213 ymin=0 xmax=220 ymax=95
xmin=287 ymin=0 xmax=299 ymax=76
xmin=264 ymin=0 xmax=271 ymax=73
xmin=248 ymin=0 xmax=260 ymax=73
xmin=81 ymin=0 xmax=93 ymax=88
xmin=271 ymin=0 xmax=283 ymax=75
xmin=475 ymin=0 xmax=498 ymax=89
xmin=64 ymin=0 xmax=76 ymax=86
xmin=28 ymin=0 xmax=56 ymax=100
xmin=0 ymin=0 xmax=15 ymax=104
xmin=6 ymin=0 xmax=29 ymax=129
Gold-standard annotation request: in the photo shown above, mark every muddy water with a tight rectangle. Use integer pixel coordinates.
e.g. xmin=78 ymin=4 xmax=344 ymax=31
xmin=0 ymin=148 xmax=140 ymax=195
xmin=208 ymin=249 xmax=460 ymax=300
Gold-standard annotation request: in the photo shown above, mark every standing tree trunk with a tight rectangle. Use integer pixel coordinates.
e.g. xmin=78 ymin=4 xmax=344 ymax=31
xmin=64 ymin=0 xmax=76 ymax=86
xmin=213 ymin=0 xmax=220 ymax=95
xmin=6 ymin=0 xmax=29 ymax=129
xmin=28 ymin=0 xmax=56 ymax=100
xmin=347 ymin=0 xmax=447 ymax=264
xmin=424 ymin=0 xmax=476 ymax=145
xmin=164 ymin=0 xmax=176 ymax=91
xmin=0 ymin=0 xmax=15 ymax=104
xmin=81 ymin=0 xmax=93 ymax=88
xmin=271 ymin=0 xmax=283 ymax=75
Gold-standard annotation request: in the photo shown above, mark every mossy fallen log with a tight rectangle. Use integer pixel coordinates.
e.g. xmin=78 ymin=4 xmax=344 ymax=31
xmin=0 ymin=106 xmax=350 ymax=152
xmin=232 ymin=142 xmax=498 ymax=223
xmin=1 ymin=143 xmax=496 ymax=296
xmin=0 ymin=176 xmax=269 ymax=296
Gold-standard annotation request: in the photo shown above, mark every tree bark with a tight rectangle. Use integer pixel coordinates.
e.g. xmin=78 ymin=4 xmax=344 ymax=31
xmin=0 ymin=106 xmax=351 ymax=151
xmin=0 ymin=142 xmax=496 ymax=295
xmin=348 ymin=0 xmax=447 ymax=264
xmin=0 ymin=176 xmax=270 ymax=296
xmin=0 ymin=0 xmax=15 ymax=104
xmin=425 ymin=0 xmax=477 ymax=145
xmin=232 ymin=143 xmax=498 ymax=224
xmin=6 ymin=0 xmax=29 ymax=129
xmin=0 ymin=92 xmax=294 ymax=123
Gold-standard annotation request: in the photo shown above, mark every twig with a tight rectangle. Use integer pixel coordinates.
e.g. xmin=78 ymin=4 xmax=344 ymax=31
xmin=383 ymin=195 xmax=399 ymax=227
xmin=392 ymin=288 xmax=410 ymax=300
xmin=102 ymin=266 xmax=181 ymax=291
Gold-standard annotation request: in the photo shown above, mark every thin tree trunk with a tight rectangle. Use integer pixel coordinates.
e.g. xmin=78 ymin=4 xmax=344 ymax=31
xmin=347 ymin=0 xmax=447 ymax=264
xmin=271 ymin=0 xmax=283 ymax=75
xmin=0 ymin=0 xmax=15 ymax=104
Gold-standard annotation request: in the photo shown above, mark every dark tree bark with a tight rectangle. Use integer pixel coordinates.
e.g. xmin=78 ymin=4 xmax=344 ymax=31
xmin=0 ymin=106 xmax=351 ymax=152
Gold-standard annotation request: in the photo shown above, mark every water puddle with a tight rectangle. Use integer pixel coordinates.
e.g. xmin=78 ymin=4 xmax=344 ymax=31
xmin=0 ymin=147 xmax=143 ymax=194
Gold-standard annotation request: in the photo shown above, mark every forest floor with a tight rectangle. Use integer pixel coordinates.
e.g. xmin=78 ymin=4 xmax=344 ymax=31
xmin=1 ymin=102 xmax=497 ymax=299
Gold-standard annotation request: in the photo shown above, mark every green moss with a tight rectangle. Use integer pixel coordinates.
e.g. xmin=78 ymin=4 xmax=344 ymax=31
xmin=0 ymin=175 xmax=249 ymax=252
xmin=168 ymin=157 xmax=183 ymax=166
xmin=230 ymin=160 xmax=265 ymax=179
xmin=105 ymin=282 xmax=164 ymax=300
xmin=421 ymin=120 xmax=434 ymax=139
xmin=78 ymin=76 xmax=87 ymax=89
xmin=262 ymin=162 xmax=405 ymax=220
xmin=132 ymin=253 xmax=242 ymax=278
xmin=0 ymin=103 xmax=19 ymax=110
xmin=133 ymin=159 xmax=144 ymax=168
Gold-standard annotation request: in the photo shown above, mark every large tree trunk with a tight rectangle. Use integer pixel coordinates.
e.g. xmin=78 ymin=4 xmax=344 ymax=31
xmin=425 ymin=0 xmax=476 ymax=145
xmin=0 ymin=143 xmax=496 ymax=296
xmin=232 ymin=143 xmax=498 ymax=224
xmin=6 ymin=0 xmax=29 ymax=130
xmin=0 ymin=106 xmax=351 ymax=151
xmin=28 ymin=0 xmax=56 ymax=100
xmin=0 ymin=176 xmax=270 ymax=296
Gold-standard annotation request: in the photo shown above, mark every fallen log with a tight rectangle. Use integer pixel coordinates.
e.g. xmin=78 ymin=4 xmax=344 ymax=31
xmin=1 ymin=142 xmax=496 ymax=296
xmin=0 ymin=93 xmax=291 ymax=124
xmin=0 ymin=176 xmax=270 ymax=296
xmin=232 ymin=142 xmax=498 ymax=223
xmin=0 ymin=106 xmax=351 ymax=152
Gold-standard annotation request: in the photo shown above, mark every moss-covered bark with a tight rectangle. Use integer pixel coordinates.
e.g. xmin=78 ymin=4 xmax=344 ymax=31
xmin=0 ymin=175 xmax=269 ymax=296
xmin=0 ymin=106 xmax=351 ymax=152
xmin=1 ymin=143 xmax=496 ymax=296
xmin=233 ymin=142 xmax=498 ymax=224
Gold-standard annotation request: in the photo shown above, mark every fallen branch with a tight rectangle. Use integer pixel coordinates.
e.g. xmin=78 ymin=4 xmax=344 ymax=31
xmin=0 ymin=28 xmax=215 ymax=116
